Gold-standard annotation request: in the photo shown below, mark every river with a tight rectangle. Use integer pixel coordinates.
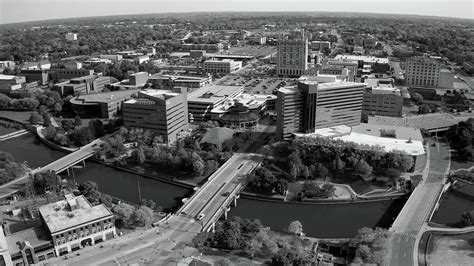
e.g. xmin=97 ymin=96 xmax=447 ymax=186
xmin=1 ymin=133 xmax=411 ymax=238
xmin=431 ymin=182 xmax=474 ymax=226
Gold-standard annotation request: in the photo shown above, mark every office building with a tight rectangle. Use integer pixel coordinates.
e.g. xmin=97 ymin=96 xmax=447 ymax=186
xmin=53 ymin=75 xmax=112 ymax=96
xmin=63 ymin=61 xmax=82 ymax=70
xmin=70 ymin=89 xmax=138 ymax=118
xmin=123 ymin=88 xmax=188 ymax=143
xmin=276 ymin=79 xmax=365 ymax=140
xmin=247 ymin=36 xmax=267 ymax=45
xmin=5 ymin=194 xmax=115 ymax=265
xmin=148 ymin=74 xmax=212 ymax=90
xmin=310 ymin=41 xmax=331 ymax=52
xmin=202 ymin=59 xmax=242 ymax=74
xmin=99 ymin=54 xmax=123 ymax=61
xmin=65 ymin=33 xmax=77 ymax=41
xmin=134 ymin=55 xmax=150 ymax=64
xmin=111 ymin=72 xmax=149 ymax=90
xmin=187 ymin=85 xmax=244 ymax=121
xmin=277 ymin=35 xmax=308 ymax=77
xmin=362 ymin=87 xmax=403 ymax=121
xmin=21 ymin=60 xmax=51 ymax=71
xmin=405 ymin=56 xmax=454 ymax=88
xmin=0 ymin=74 xmax=26 ymax=92
xmin=334 ymin=55 xmax=390 ymax=73
xmin=18 ymin=70 xmax=49 ymax=85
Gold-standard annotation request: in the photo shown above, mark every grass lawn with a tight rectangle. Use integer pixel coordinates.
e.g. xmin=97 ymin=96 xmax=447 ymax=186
xmin=0 ymin=110 xmax=33 ymax=124
xmin=426 ymin=232 xmax=474 ymax=266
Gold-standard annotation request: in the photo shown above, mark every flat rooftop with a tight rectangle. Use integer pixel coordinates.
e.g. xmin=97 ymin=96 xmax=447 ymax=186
xmin=188 ymin=85 xmax=243 ymax=104
xmin=124 ymin=89 xmax=181 ymax=104
xmin=70 ymin=89 xmax=139 ymax=104
xmin=368 ymin=113 xmax=474 ymax=130
xmin=211 ymin=93 xmax=276 ymax=113
xmin=334 ymin=55 xmax=389 ymax=64
xmin=149 ymin=73 xmax=210 ymax=82
xmin=278 ymin=85 xmax=300 ymax=94
xmin=371 ymin=87 xmax=401 ymax=95
xmin=317 ymin=81 xmax=365 ymax=91
xmin=39 ymin=195 xmax=113 ymax=234
xmin=6 ymin=226 xmax=51 ymax=254
xmin=295 ymin=124 xmax=425 ymax=156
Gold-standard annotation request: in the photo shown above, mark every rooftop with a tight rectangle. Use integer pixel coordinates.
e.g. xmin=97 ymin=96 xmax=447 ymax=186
xmin=6 ymin=226 xmax=51 ymax=254
xmin=39 ymin=194 xmax=113 ymax=234
xmin=370 ymin=87 xmax=401 ymax=96
xmin=124 ymin=89 xmax=182 ymax=104
xmin=0 ymin=74 xmax=24 ymax=81
xmin=188 ymin=85 xmax=243 ymax=104
xmin=334 ymin=55 xmax=389 ymax=64
xmin=294 ymin=124 xmax=425 ymax=156
xmin=317 ymin=81 xmax=365 ymax=91
xmin=70 ymin=89 xmax=139 ymax=104
xmin=278 ymin=85 xmax=300 ymax=94
xmin=368 ymin=113 xmax=474 ymax=130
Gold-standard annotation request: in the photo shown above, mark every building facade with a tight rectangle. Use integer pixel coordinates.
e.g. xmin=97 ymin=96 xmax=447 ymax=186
xmin=362 ymin=87 xmax=403 ymax=121
xmin=65 ymin=33 xmax=77 ymax=41
xmin=202 ymin=59 xmax=242 ymax=74
xmin=122 ymin=88 xmax=189 ymax=143
xmin=53 ymin=76 xmax=111 ymax=96
xmin=276 ymin=80 xmax=365 ymax=140
xmin=405 ymin=56 xmax=454 ymax=88
xmin=70 ymin=90 xmax=138 ymax=118
xmin=181 ymin=43 xmax=223 ymax=53
xmin=187 ymin=85 xmax=244 ymax=121
xmin=277 ymin=38 xmax=308 ymax=77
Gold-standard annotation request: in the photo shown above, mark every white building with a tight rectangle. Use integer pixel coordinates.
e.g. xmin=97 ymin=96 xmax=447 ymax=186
xmin=277 ymin=37 xmax=308 ymax=77
xmin=65 ymin=33 xmax=77 ymax=41
xmin=203 ymin=59 xmax=242 ymax=74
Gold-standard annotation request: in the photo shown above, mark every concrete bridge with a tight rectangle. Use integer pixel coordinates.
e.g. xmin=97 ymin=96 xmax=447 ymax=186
xmin=177 ymin=152 xmax=263 ymax=232
xmin=389 ymin=140 xmax=451 ymax=266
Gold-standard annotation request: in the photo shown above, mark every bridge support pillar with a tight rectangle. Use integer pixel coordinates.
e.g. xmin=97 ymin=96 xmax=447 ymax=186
xmin=67 ymin=167 xmax=70 ymax=176
xmin=233 ymin=194 xmax=240 ymax=207
xmin=224 ymin=207 xmax=231 ymax=220
xmin=82 ymin=160 xmax=86 ymax=167
xmin=211 ymin=222 xmax=216 ymax=233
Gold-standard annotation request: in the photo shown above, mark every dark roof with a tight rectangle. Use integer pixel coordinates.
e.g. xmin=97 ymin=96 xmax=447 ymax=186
xmin=221 ymin=111 xmax=259 ymax=123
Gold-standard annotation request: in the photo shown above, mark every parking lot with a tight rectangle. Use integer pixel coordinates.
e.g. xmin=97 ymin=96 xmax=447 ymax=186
xmin=218 ymin=75 xmax=298 ymax=94
xmin=223 ymin=45 xmax=277 ymax=58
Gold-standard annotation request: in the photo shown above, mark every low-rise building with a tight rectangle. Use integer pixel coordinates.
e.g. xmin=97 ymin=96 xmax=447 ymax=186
xmin=99 ymin=55 xmax=123 ymax=61
xmin=362 ymin=87 xmax=403 ymax=121
xmin=21 ymin=60 xmax=51 ymax=71
xmin=53 ymin=75 xmax=112 ymax=96
xmin=190 ymin=50 xmax=206 ymax=58
xmin=123 ymin=88 xmax=189 ymax=143
xmin=18 ymin=70 xmax=49 ymax=85
xmin=111 ymin=72 xmax=149 ymax=90
xmin=310 ymin=41 xmax=331 ymax=52
xmin=70 ymin=89 xmax=139 ymax=118
xmin=0 ymin=61 xmax=15 ymax=69
xmin=6 ymin=194 xmax=115 ymax=265
xmin=202 ymin=59 xmax=242 ymax=74
xmin=63 ymin=61 xmax=82 ymax=70
xmin=187 ymin=85 xmax=244 ymax=121
xmin=65 ymin=33 xmax=77 ymax=41
xmin=148 ymin=74 xmax=212 ymax=91
xmin=334 ymin=55 xmax=390 ymax=73
xmin=134 ymin=55 xmax=150 ymax=65
xmin=0 ymin=74 xmax=26 ymax=92
xmin=181 ymin=43 xmax=223 ymax=53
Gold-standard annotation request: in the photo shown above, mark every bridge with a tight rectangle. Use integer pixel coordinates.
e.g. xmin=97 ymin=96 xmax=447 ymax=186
xmin=389 ymin=140 xmax=451 ymax=266
xmin=177 ymin=152 xmax=263 ymax=232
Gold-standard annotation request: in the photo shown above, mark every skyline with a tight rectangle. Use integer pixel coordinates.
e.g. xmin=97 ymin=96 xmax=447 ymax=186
xmin=0 ymin=0 xmax=473 ymax=25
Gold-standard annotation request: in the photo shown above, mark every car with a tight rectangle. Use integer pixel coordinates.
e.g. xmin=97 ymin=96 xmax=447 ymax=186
xmin=197 ymin=213 xmax=205 ymax=220
xmin=222 ymin=192 xmax=230 ymax=197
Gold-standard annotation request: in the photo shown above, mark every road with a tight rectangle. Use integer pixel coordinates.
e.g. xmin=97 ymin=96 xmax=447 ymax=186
xmin=49 ymin=151 xmax=264 ymax=265
xmin=389 ymin=140 xmax=451 ymax=266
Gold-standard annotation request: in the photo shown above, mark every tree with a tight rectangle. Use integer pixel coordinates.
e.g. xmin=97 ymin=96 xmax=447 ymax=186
xmin=53 ymin=102 xmax=62 ymax=116
xmin=132 ymin=146 xmax=146 ymax=164
xmin=132 ymin=206 xmax=154 ymax=228
xmin=113 ymin=203 xmax=135 ymax=227
xmin=355 ymin=159 xmax=373 ymax=180
xmin=288 ymin=220 xmax=303 ymax=235
xmin=74 ymin=115 xmax=82 ymax=127
xmin=418 ymin=104 xmax=432 ymax=114
xmin=42 ymin=113 xmax=52 ymax=126
xmin=0 ymin=93 xmax=11 ymax=109
xmin=78 ymin=181 xmax=102 ymax=205
xmin=411 ymin=92 xmax=423 ymax=105
xmin=88 ymin=119 xmax=105 ymax=138
xmin=29 ymin=111 xmax=42 ymax=124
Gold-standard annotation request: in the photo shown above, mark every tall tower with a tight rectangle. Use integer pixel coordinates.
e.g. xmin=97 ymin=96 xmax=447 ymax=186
xmin=277 ymin=30 xmax=308 ymax=77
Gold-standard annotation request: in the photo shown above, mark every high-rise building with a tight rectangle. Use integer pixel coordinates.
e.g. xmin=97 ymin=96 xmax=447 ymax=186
xmin=276 ymin=79 xmax=365 ymax=140
xmin=122 ymin=88 xmax=189 ymax=143
xmin=277 ymin=33 xmax=308 ymax=77
xmin=405 ymin=56 xmax=454 ymax=88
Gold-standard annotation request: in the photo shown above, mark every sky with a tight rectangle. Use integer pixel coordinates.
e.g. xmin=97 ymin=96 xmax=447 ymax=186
xmin=0 ymin=0 xmax=472 ymax=24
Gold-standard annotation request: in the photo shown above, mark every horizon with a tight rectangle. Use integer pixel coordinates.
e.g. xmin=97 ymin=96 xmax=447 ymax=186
xmin=0 ymin=0 xmax=472 ymax=25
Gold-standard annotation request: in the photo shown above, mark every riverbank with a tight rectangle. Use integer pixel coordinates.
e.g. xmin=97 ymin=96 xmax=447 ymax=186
xmin=418 ymin=227 xmax=474 ymax=266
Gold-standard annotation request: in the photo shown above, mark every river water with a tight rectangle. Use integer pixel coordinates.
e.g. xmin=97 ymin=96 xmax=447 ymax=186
xmin=1 ymin=133 xmax=412 ymax=238
xmin=431 ymin=182 xmax=474 ymax=226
